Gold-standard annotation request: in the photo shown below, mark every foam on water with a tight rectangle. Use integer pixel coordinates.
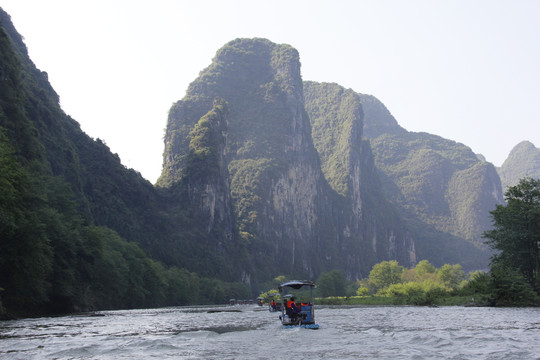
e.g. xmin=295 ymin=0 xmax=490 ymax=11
xmin=1 ymin=305 xmax=539 ymax=359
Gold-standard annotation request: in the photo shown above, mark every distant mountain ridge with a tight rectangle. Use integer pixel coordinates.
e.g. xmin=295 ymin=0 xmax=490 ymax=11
xmin=498 ymin=141 xmax=540 ymax=191
xmin=359 ymin=91 xmax=503 ymax=245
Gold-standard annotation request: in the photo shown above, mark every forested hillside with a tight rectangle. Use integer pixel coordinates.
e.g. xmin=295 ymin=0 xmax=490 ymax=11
xmin=0 ymin=8 xmax=249 ymax=318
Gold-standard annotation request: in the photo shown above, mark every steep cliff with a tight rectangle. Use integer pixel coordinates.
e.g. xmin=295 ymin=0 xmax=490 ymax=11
xmin=159 ymin=39 xmax=419 ymax=281
xmin=303 ymin=82 xmax=416 ymax=268
xmin=359 ymin=94 xmax=501 ymax=267
xmin=303 ymin=83 xmax=499 ymax=269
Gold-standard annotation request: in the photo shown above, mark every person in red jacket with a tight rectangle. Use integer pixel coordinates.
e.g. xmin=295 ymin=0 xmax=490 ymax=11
xmin=286 ymin=296 xmax=300 ymax=321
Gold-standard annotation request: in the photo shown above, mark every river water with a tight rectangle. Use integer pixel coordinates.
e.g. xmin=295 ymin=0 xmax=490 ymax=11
xmin=1 ymin=305 xmax=539 ymax=359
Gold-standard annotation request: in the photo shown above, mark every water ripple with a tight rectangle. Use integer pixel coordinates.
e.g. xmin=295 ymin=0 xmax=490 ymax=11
xmin=1 ymin=306 xmax=539 ymax=359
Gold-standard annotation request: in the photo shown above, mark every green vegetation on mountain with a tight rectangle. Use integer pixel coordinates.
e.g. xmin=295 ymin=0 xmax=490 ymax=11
xmin=497 ymin=141 xmax=540 ymax=191
xmin=303 ymin=82 xmax=497 ymax=270
xmin=369 ymin=133 xmax=499 ymax=267
xmin=0 ymin=9 xmax=249 ymax=318
xmin=362 ymin=98 xmax=504 ymax=264
xmin=303 ymin=81 xmax=416 ymax=273
xmin=303 ymin=82 xmax=363 ymax=197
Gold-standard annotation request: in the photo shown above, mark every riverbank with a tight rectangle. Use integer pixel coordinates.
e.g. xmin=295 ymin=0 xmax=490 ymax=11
xmin=315 ymin=294 xmax=490 ymax=307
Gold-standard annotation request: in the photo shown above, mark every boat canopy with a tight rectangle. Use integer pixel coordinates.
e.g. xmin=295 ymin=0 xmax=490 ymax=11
xmin=278 ymin=280 xmax=315 ymax=291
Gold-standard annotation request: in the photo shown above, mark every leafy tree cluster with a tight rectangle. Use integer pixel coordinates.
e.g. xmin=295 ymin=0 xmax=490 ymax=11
xmin=183 ymin=98 xmax=228 ymax=180
xmin=352 ymin=260 xmax=466 ymax=305
xmin=270 ymin=262 xmax=470 ymax=306
xmin=0 ymin=126 xmax=249 ymax=317
xmin=483 ymin=177 xmax=540 ymax=306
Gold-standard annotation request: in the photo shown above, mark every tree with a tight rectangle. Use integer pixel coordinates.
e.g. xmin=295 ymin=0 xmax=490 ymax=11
xmin=437 ymin=264 xmax=465 ymax=290
xmin=316 ymin=270 xmax=346 ymax=297
xmin=356 ymin=287 xmax=368 ymax=296
xmin=488 ymin=263 xmax=538 ymax=306
xmin=368 ymin=260 xmax=404 ymax=293
xmin=0 ymin=132 xmax=53 ymax=314
xmin=459 ymin=271 xmax=490 ymax=296
xmin=484 ymin=177 xmax=540 ymax=292
xmin=415 ymin=260 xmax=436 ymax=280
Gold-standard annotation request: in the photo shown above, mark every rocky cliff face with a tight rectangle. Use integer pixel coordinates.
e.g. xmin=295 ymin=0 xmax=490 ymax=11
xmin=303 ymin=82 xmax=416 ymax=269
xmin=159 ymin=39 xmax=418 ymax=281
xmin=359 ymin=94 xmax=501 ymax=267
xmin=183 ymin=98 xmax=234 ymax=239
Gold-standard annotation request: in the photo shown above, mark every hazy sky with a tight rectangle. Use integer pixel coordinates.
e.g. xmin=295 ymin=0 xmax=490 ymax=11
xmin=2 ymin=0 xmax=539 ymax=183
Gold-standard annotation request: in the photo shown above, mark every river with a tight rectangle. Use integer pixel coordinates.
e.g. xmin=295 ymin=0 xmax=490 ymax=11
xmin=1 ymin=305 xmax=539 ymax=359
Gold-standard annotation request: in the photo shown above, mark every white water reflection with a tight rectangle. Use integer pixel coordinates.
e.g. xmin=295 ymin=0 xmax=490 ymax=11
xmin=1 ymin=305 xmax=539 ymax=359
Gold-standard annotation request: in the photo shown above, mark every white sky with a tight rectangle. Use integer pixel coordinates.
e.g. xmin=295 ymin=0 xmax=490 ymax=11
xmin=2 ymin=0 xmax=539 ymax=183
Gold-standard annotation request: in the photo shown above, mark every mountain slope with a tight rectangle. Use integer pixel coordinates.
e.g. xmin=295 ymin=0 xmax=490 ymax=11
xmin=498 ymin=140 xmax=540 ymax=191
xmin=360 ymin=92 xmax=502 ymax=266
xmin=0 ymin=8 xmax=252 ymax=317
xmin=303 ymin=82 xmax=499 ymax=269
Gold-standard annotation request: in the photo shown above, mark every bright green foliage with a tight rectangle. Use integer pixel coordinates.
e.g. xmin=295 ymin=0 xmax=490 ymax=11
xmin=257 ymin=289 xmax=280 ymax=303
xmin=356 ymin=287 xmax=369 ymax=296
xmin=377 ymin=282 xmax=422 ymax=302
xmin=437 ymin=264 xmax=465 ymax=290
xmin=350 ymin=260 xmax=489 ymax=305
xmin=415 ymin=260 xmax=436 ymax=278
xmin=377 ymin=280 xmax=447 ymax=305
xmin=367 ymin=260 xmax=404 ymax=293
